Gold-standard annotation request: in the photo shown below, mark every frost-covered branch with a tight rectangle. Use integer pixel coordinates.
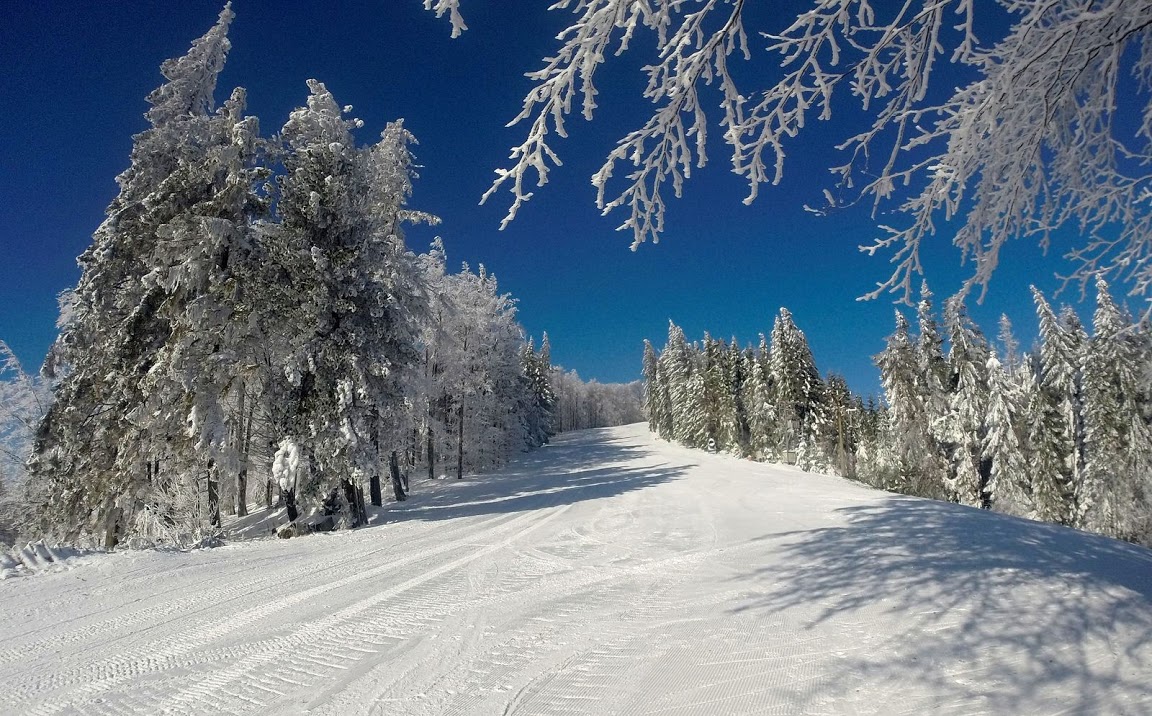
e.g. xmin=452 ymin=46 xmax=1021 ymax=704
xmin=424 ymin=0 xmax=468 ymax=38
xmin=434 ymin=0 xmax=1152 ymax=304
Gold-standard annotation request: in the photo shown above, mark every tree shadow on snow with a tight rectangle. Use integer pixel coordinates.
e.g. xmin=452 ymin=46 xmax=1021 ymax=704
xmin=383 ymin=427 xmax=692 ymax=523
xmin=729 ymin=497 xmax=1152 ymax=713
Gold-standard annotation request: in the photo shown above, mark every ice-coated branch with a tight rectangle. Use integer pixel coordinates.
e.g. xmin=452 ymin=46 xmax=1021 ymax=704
xmin=435 ymin=0 xmax=1152 ymax=304
xmin=423 ymin=0 xmax=468 ymax=38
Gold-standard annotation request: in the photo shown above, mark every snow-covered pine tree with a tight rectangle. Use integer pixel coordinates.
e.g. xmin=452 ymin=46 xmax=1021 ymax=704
xmin=768 ymin=308 xmax=825 ymax=463
xmin=521 ymin=337 xmax=557 ymax=449
xmin=731 ymin=341 xmax=752 ymax=453
xmin=915 ymin=283 xmax=951 ymax=477
xmin=1079 ymin=277 xmax=1152 ymax=539
xmin=259 ymin=80 xmax=427 ymax=520
xmin=1022 ymin=368 xmax=1075 ymax=524
xmin=702 ymin=336 xmax=740 ymax=452
xmin=534 ymin=333 xmax=558 ymax=442
xmin=998 ymin=314 xmax=1022 ymax=374
xmin=642 ymin=339 xmax=662 ymax=434
xmin=823 ymin=374 xmax=857 ymax=477
xmin=983 ymin=353 xmax=1029 ymax=515
xmin=875 ymin=311 xmax=945 ymax=498
xmin=1031 ymin=286 xmax=1085 ymax=522
xmin=30 ymin=6 xmax=256 ymax=546
xmin=942 ymin=295 xmax=991 ymax=508
xmin=744 ymin=335 xmax=775 ymax=460
xmin=660 ymin=322 xmax=692 ymax=445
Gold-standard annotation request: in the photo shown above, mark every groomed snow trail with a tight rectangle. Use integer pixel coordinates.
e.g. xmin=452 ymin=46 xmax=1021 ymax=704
xmin=2 ymin=424 xmax=1150 ymax=715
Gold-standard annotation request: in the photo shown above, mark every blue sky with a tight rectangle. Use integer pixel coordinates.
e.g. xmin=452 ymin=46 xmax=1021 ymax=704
xmin=0 ymin=2 xmax=1101 ymax=395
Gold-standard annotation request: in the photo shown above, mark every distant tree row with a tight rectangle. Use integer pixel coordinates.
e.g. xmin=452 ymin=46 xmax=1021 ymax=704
xmin=643 ymin=311 xmax=865 ymax=475
xmin=551 ymin=370 xmax=644 ymax=433
xmin=11 ymin=8 xmax=562 ymax=549
xmin=644 ymin=282 xmax=1152 ymax=546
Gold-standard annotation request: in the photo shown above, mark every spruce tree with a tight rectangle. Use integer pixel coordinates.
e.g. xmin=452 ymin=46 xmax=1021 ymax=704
xmin=1031 ymin=286 xmax=1085 ymax=522
xmin=1079 ymin=277 xmax=1151 ymax=538
xmin=642 ymin=339 xmax=663 ymax=435
xmin=1023 ymin=370 xmax=1075 ymax=524
xmin=942 ymin=296 xmax=991 ymax=508
xmin=983 ymin=354 xmax=1029 ymax=515
xmin=768 ymin=309 xmax=824 ymax=460
xmin=741 ymin=336 xmax=771 ymax=459
xmin=31 ymin=6 xmax=252 ymax=545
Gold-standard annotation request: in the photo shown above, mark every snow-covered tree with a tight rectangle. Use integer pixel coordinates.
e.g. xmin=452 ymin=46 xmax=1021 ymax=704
xmin=1032 ymin=287 xmax=1085 ymax=519
xmin=942 ymin=296 xmax=991 ymax=508
xmin=521 ymin=336 xmax=558 ymax=449
xmin=1079 ymin=278 xmax=1152 ymax=539
xmin=256 ymin=79 xmax=428 ymax=521
xmin=0 ymin=342 xmax=51 ymax=545
xmin=553 ymin=369 xmax=644 ymax=432
xmin=744 ymin=335 xmax=775 ymax=459
xmin=31 ymin=6 xmax=253 ymax=546
xmin=702 ymin=335 xmax=740 ymax=453
xmin=1022 ymin=370 xmax=1075 ymax=525
xmin=642 ymin=339 xmax=666 ymax=436
xmin=768 ymin=308 xmax=824 ymax=460
xmin=875 ymin=311 xmax=945 ymax=498
xmin=983 ymin=354 xmax=1029 ymax=515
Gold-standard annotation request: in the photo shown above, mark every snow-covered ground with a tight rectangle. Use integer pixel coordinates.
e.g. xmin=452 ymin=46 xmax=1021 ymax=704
xmin=2 ymin=423 xmax=1150 ymax=715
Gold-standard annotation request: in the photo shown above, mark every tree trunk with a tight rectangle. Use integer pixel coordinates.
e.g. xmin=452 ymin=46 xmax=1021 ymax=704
xmin=235 ymin=467 xmax=248 ymax=517
xmin=369 ymin=473 xmax=383 ymax=507
xmin=427 ymin=426 xmax=435 ymax=480
xmin=285 ymin=488 xmax=298 ymax=522
xmin=341 ymin=479 xmax=361 ymax=527
xmin=207 ymin=460 xmax=221 ymax=529
xmin=265 ymin=478 xmax=274 ymax=510
xmin=356 ymin=485 xmax=368 ymax=526
xmin=103 ymin=501 xmax=121 ymax=550
xmin=369 ymin=407 xmax=383 ymax=506
xmin=456 ymin=398 xmax=464 ymax=480
xmin=390 ymin=450 xmax=407 ymax=501
xmin=235 ymin=380 xmax=252 ymax=517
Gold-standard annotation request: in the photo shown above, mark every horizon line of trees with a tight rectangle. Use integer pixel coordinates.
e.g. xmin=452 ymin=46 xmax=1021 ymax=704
xmin=644 ymin=282 xmax=1152 ymax=546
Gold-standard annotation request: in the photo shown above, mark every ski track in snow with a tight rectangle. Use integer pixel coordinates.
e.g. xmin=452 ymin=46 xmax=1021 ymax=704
xmin=2 ymin=424 xmax=1150 ymax=715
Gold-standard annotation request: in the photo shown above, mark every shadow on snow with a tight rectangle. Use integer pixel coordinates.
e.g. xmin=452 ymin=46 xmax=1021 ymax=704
xmin=382 ymin=427 xmax=692 ymax=524
xmin=730 ymin=496 xmax=1152 ymax=713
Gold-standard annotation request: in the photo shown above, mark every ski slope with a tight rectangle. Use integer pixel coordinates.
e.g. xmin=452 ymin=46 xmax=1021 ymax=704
xmin=2 ymin=423 xmax=1150 ymax=715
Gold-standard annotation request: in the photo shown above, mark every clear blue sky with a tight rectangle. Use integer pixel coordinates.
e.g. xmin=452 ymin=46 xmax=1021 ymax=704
xmin=0 ymin=2 xmax=1101 ymax=396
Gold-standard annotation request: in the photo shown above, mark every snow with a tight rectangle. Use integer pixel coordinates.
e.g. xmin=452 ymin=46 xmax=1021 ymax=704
xmin=2 ymin=423 xmax=1150 ymax=714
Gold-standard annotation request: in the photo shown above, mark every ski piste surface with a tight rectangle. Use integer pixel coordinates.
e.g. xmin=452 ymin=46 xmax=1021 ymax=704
xmin=1 ymin=423 xmax=1150 ymax=715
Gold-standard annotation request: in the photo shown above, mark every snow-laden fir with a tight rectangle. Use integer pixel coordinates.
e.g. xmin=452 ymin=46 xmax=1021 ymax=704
xmin=1 ymin=424 xmax=1149 ymax=714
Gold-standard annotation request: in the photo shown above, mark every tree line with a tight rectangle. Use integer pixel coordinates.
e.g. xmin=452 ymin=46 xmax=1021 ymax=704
xmin=644 ymin=281 xmax=1152 ymax=546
